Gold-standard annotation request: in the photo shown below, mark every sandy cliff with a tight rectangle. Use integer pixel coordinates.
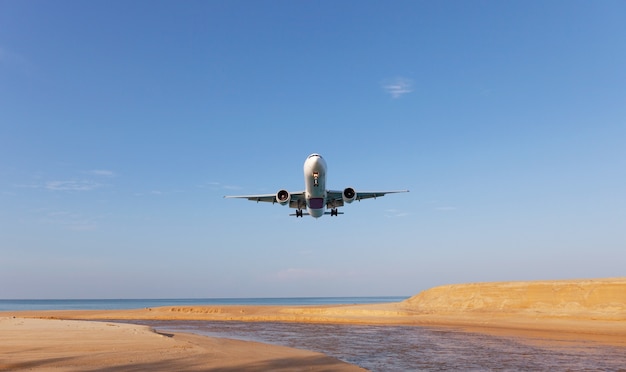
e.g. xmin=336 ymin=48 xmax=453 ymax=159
xmin=402 ymin=277 xmax=626 ymax=320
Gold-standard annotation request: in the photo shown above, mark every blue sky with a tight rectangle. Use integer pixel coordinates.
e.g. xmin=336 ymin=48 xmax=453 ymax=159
xmin=1 ymin=1 xmax=625 ymax=299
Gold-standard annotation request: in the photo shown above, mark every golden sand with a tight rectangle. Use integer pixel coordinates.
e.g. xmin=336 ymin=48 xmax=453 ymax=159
xmin=0 ymin=317 xmax=364 ymax=371
xmin=2 ymin=278 xmax=625 ymax=370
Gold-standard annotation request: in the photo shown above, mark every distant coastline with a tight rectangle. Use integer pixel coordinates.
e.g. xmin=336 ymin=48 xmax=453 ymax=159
xmin=0 ymin=296 xmax=408 ymax=312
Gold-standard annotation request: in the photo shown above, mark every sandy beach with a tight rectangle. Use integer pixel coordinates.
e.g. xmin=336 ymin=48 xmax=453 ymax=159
xmin=0 ymin=317 xmax=364 ymax=371
xmin=2 ymin=278 xmax=625 ymax=370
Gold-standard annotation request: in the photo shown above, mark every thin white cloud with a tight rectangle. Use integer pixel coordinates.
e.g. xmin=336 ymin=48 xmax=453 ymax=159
xmin=43 ymin=210 xmax=99 ymax=231
xmin=435 ymin=206 xmax=457 ymax=211
xmin=45 ymin=180 xmax=101 ymax=191
xmin=201 ymin=181 xmax=243 ymax=190
xmin=383 ymin=77 xmax=413 ymax=98
xmin=13 ymin=183 xmax=40 ymax=189
xmin=14 ymin=169 xmax=114 ymax=191
xmin=298 ymin=249 xmax=314 ymax=257
xmin=385 ymin=209 xmax=410 ymax=218
xmin=88 ymin=169 xmax=116 ymax=177
xmin=134 ymin=189 xmax=186 ymax=196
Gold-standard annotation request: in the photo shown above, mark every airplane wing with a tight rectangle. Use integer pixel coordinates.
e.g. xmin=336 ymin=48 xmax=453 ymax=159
xmin=326 ymin=189 xmax=409 ymax=205
xmin=224 ymin=191 xmax=305 ymax=204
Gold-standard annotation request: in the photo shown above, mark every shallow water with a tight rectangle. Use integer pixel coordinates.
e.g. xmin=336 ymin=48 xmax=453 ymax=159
xmin=128 ymin=320 xmax=626 ymax=371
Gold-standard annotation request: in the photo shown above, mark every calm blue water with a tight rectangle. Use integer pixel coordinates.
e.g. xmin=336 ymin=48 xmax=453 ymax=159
xmin=0 ymin=297 xmax=407 ymax=311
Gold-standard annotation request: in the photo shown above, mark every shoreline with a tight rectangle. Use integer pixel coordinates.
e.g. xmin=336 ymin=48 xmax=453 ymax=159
xmin=0 ymin=317 xmax=364 ymax=371
xmin=6 ymin=303 xmax=625 ymax=346
xmin=2 ymin=278 xmax=625 ymax=370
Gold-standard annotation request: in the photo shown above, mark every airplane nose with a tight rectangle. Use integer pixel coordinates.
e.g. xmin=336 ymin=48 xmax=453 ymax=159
xmin=310 ymin=154 xmax=325 ymax=167
xmin=304 ymin=153 xmax=326 ymax=174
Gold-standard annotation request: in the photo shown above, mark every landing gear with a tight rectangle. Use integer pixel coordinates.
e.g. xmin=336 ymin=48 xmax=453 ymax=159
xmin=330 ymin=208 xmax=338 ymax=216
xmin=296 ymin=209 xmax=303 ymax=218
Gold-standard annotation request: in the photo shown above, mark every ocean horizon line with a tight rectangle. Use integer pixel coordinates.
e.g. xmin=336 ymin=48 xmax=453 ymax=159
xmin=0 ymin=296 xmax=409 ymax=312
xmin=1 ymin=295 xmax=408 ymax=301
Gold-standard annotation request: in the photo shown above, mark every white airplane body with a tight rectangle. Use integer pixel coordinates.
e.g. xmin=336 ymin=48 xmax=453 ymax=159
xmin=225 ymin=154 xmax=408 ymax=218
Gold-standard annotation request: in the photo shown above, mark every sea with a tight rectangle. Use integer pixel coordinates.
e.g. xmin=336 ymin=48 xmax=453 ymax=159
xmin=0 ymin=297 xmax=404 ymax=311
xmin=3 ymin=297 xmax=626 ymax=371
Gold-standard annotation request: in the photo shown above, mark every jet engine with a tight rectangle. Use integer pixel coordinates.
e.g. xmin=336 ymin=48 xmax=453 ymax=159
xmin=342 ymin=187 xmax=356 ymax=204
xmin=276 ymin=189 xmax=291 ymax=205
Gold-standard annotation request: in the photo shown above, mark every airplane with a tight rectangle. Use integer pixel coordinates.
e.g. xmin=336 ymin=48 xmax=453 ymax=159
xmin=225 ymin=153 xmax=409 ymax=218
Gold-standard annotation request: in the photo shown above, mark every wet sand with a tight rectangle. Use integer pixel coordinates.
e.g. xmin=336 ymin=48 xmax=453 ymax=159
xmin=2 ymin=278 xmax=625 ymax=370
xmin=0 ymin=317 xmax=364 ymax=371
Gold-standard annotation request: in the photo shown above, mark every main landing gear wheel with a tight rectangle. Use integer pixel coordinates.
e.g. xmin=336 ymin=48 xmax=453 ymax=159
xmin=296 ymin=209 xmax=303 ymax=217
xmin=330 ymin=208 xmax=338 ymax=216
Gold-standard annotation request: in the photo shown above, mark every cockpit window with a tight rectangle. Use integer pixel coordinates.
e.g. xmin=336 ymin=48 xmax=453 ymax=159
xmin=308 ymin=154 xmax=322 ymax=159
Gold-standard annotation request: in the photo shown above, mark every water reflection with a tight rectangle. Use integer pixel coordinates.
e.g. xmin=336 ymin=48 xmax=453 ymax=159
xmin=127 ymin=320 xmax=626 ymax=371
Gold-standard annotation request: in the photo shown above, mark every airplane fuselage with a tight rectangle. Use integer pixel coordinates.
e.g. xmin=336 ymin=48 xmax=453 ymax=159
xmin=225 ymin=153 xmax=408 ymax=218
xmin=303 ymin=153 xmax=327 ymax=218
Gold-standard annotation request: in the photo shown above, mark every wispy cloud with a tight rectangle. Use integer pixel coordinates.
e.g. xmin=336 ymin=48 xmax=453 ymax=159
xmin=42 ymin=210 xmax=99 ymax=231
xmin=426 ymin=200 xmax=458 ymax=212
xmin=201 ymin=182 xmax=243 ymax=191
xmin=435 ymin=206 xmax=457 ymax=212
xmin=385 ymin=209 xmax=410 ymax=218
xmin=383 ymin=77 xmax=413 ymax=99
xmin=14 ymin=183 xmax=40 ymax=189
xmin=45 ymin=180 xmax=101 ymax=191
xmin=133 ymin=189 xmax=185 ymax=197
xmin=87 ymin=169 xmax=116 ymax=177
xmin=15 ymin=169 xmax=115 ymax=192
